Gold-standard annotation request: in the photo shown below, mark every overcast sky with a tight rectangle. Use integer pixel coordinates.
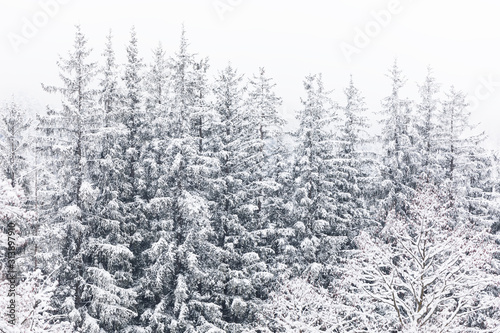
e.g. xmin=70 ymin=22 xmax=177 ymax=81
xmin=1 ymin=0 xmax=499 ymax=148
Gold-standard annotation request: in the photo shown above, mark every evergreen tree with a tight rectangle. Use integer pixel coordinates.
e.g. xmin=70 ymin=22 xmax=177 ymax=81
xmin=211 ymin=64 xmax=247 ymax=248
xmin=438 ymin=86 xmax=491 ymax=226
xmin=211 ymin=64 xmax=252 ymax=328
xmin=378 ymin=60 xmax=421 ymax=217
xmin=292 ymin=74 xmax=347 ymax=276
xmin=207 ymin=64 xmax=282 ymax=330
xmin=79 ymin=30 xmax=137 ymax=333
xmin=240 ymin=68 xmax=285 ymax=228
xmin=0 ymin=100 xmax=32 ymax=192
xmin=120 ymin=26 xmax=147 ymax=202
xmin=415 ymin=67 xmax=441 ymax=184
xmin=0 ymin=100 xmax=38 ymax=272
xmin=190 ymin=57 xmax=212 ymax=154
xmin=144 ymin=43 xmax=169 ymax=113
xmin=143 ymin=43 xmax=170 ymax=202
xmin=239 ymin=68 xmax=290 ymax=282
xmin=38 ymin=26 xmax=101 ymax=330
xmin=140 ymin=28 xmax=222 ymax=333
xmin=334 ymin=76 xmax=371 ymax=238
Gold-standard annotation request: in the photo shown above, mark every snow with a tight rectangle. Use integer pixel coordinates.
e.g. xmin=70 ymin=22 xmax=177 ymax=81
xmin=2 ymin=26 xmax=499 ymax=332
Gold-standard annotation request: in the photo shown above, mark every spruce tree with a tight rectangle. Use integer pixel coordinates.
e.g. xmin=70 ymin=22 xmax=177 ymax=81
xmin=438 ymin=86 xmax=491 ymax=226
xmin=140 ymin=28 xmax=222 ymax=333
xmin=378 ymin=60 xmax=421 ymax=217
xmin=240 ymin=68 xmax=288 ymax=281
xmin=143 ymin=43 xmax=170 ymax=202
xmin=415 ymin=67 xmax=441 ymax=184
xmin=292 ymin=74 xmax=346 ymax=276
xmin=0 ymin=100 xmax=32 ymax=192
xmin=0 ymin=100 xmax=38 ymax=272
xmin=240 ymin=67 xmax=285 ymax=229
xmin=79 ymin=30 xmax=137 ymax=333
xmin=334 ymin=76 xmax=371 ymax=238
xmin=38 ymin=25 xmax=100 ymax=330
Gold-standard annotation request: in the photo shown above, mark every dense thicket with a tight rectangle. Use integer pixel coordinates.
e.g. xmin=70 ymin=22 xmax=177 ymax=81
xmin=1 ymin=26 xmax=499 ymax=332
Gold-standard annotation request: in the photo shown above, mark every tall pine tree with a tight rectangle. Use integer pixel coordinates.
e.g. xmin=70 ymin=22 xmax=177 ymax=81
xmin=38 ymin=25 xmax=102 ymax=330
xmin=378 ymin=60 xmax=421 ymax=217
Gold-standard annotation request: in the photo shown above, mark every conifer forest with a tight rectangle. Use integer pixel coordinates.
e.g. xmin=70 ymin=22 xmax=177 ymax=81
xmin=1 ymin=25 xmax=500 ymax=332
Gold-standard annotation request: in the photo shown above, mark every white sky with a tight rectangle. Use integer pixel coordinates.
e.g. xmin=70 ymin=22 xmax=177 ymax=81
xmin=1 ymin=0 xmax=499 ymax=148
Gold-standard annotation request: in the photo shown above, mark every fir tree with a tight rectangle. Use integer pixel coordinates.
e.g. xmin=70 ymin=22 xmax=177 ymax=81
xmin=140 ymin=27 xmax=222 ymax=332
xmin=334 ymin=76 xmax=371 ymax=238
xmin=143 ymin=43 xmax=170 ymax=202
xmin=292 ymin=74 xmax=347 ymax=275
xmin=416 ymin=67 xmax=441 ymax=184
xmin=0 ymin=100 xmax=32 ymax=193
xmin=38 ymin=25 xmax=100 ymax=329
xmin=378 ymin=60 xmax=421 ymax=217
xmin=79 ymin=30 xmax=137 ymax=333
xmin=144 ymin=42 xmax=169 ymax=113
xmin=0 ymin=100 xmax=38 ymax=271
xmin=240 ymin=67 xmax=285 ymax=228
xmin=438 ymin=86 xmax=491 ymax=226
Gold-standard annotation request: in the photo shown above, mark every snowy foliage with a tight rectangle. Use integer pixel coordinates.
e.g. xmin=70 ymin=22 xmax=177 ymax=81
xmin=2 ymin=26 xmax=500 ymax=333
xmin=0 ymin=101 xmax=32 ymax=193
xmin=347 ymin=186 xmax=500 ymax=332
xmin=0 ymin=175 xmax=25 ymax=220
xmin=263 ymin=276 xmax=378 ymax=332
xmin=378 ymin=60 xmax=421 ymax=217
xmin=0 ymin=270 xmax=71 ymax=332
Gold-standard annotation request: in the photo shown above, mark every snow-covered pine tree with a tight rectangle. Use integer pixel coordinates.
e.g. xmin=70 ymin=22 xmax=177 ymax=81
xmin=138 ymin=30 xmax=187 ymax=333
xmin=139 ymin=27 xmax=222 ymax=333
xmin=438 ymin=86 xmax=470 ymax=191
xmin=0 ymin=174 xmax=71 ymax=331
xmin=210 ymin=64 xmax=247 ymax=249
xmin=77 ymin=30 xmax=137 ymax=333
xmin=292 ymin=73 xmax=348 ymax=279
xmin=0 ymin=100 xmax=32 ymax=193
xmin=238 ymin=68 xmax=291 ymax=286
xmin=334 ymin=75 xmax=371 ymax=238
xmin=202 ymin=64 xmax=284 ymax=330
xmin=144 ymin=42 xmax=169 ymax=114
xmin=437 ymin=86 xmax=491 ymax=225
xmin=129 ymin=43 xmax=175 ymax=331
xmin=190 ymin=57 xmax=213 ymax=155
xmin=142 ymin=43 xmax=170 ymax=203
xmin=167 ymin=27 xmax=197 ymax=139
xmin=378 ymin=60 xmax=421 ymax=218
xmin=462 ymin=145 xmax=495 ymax=229
xmin=38 ymin=25 xmax=102 ymax=329
xmin=240 ymin=67 xmax=285 ymax=228
xmin=0 ymin=100 xmax=40 ymax=272
xmin=215 ymin=67 xmax=287 ymax=323
xmin=119 ymin=26 xmax=148 ymax=204
xmin=209 ymin=64 xmax=270 ymax=330
xmin=415 ymin=67 xmax=442 ymax=184
xmin=93 ymin=29 xmax=125 ymax=204
xmin=98 ymin=30 xmax=123 ymax=139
